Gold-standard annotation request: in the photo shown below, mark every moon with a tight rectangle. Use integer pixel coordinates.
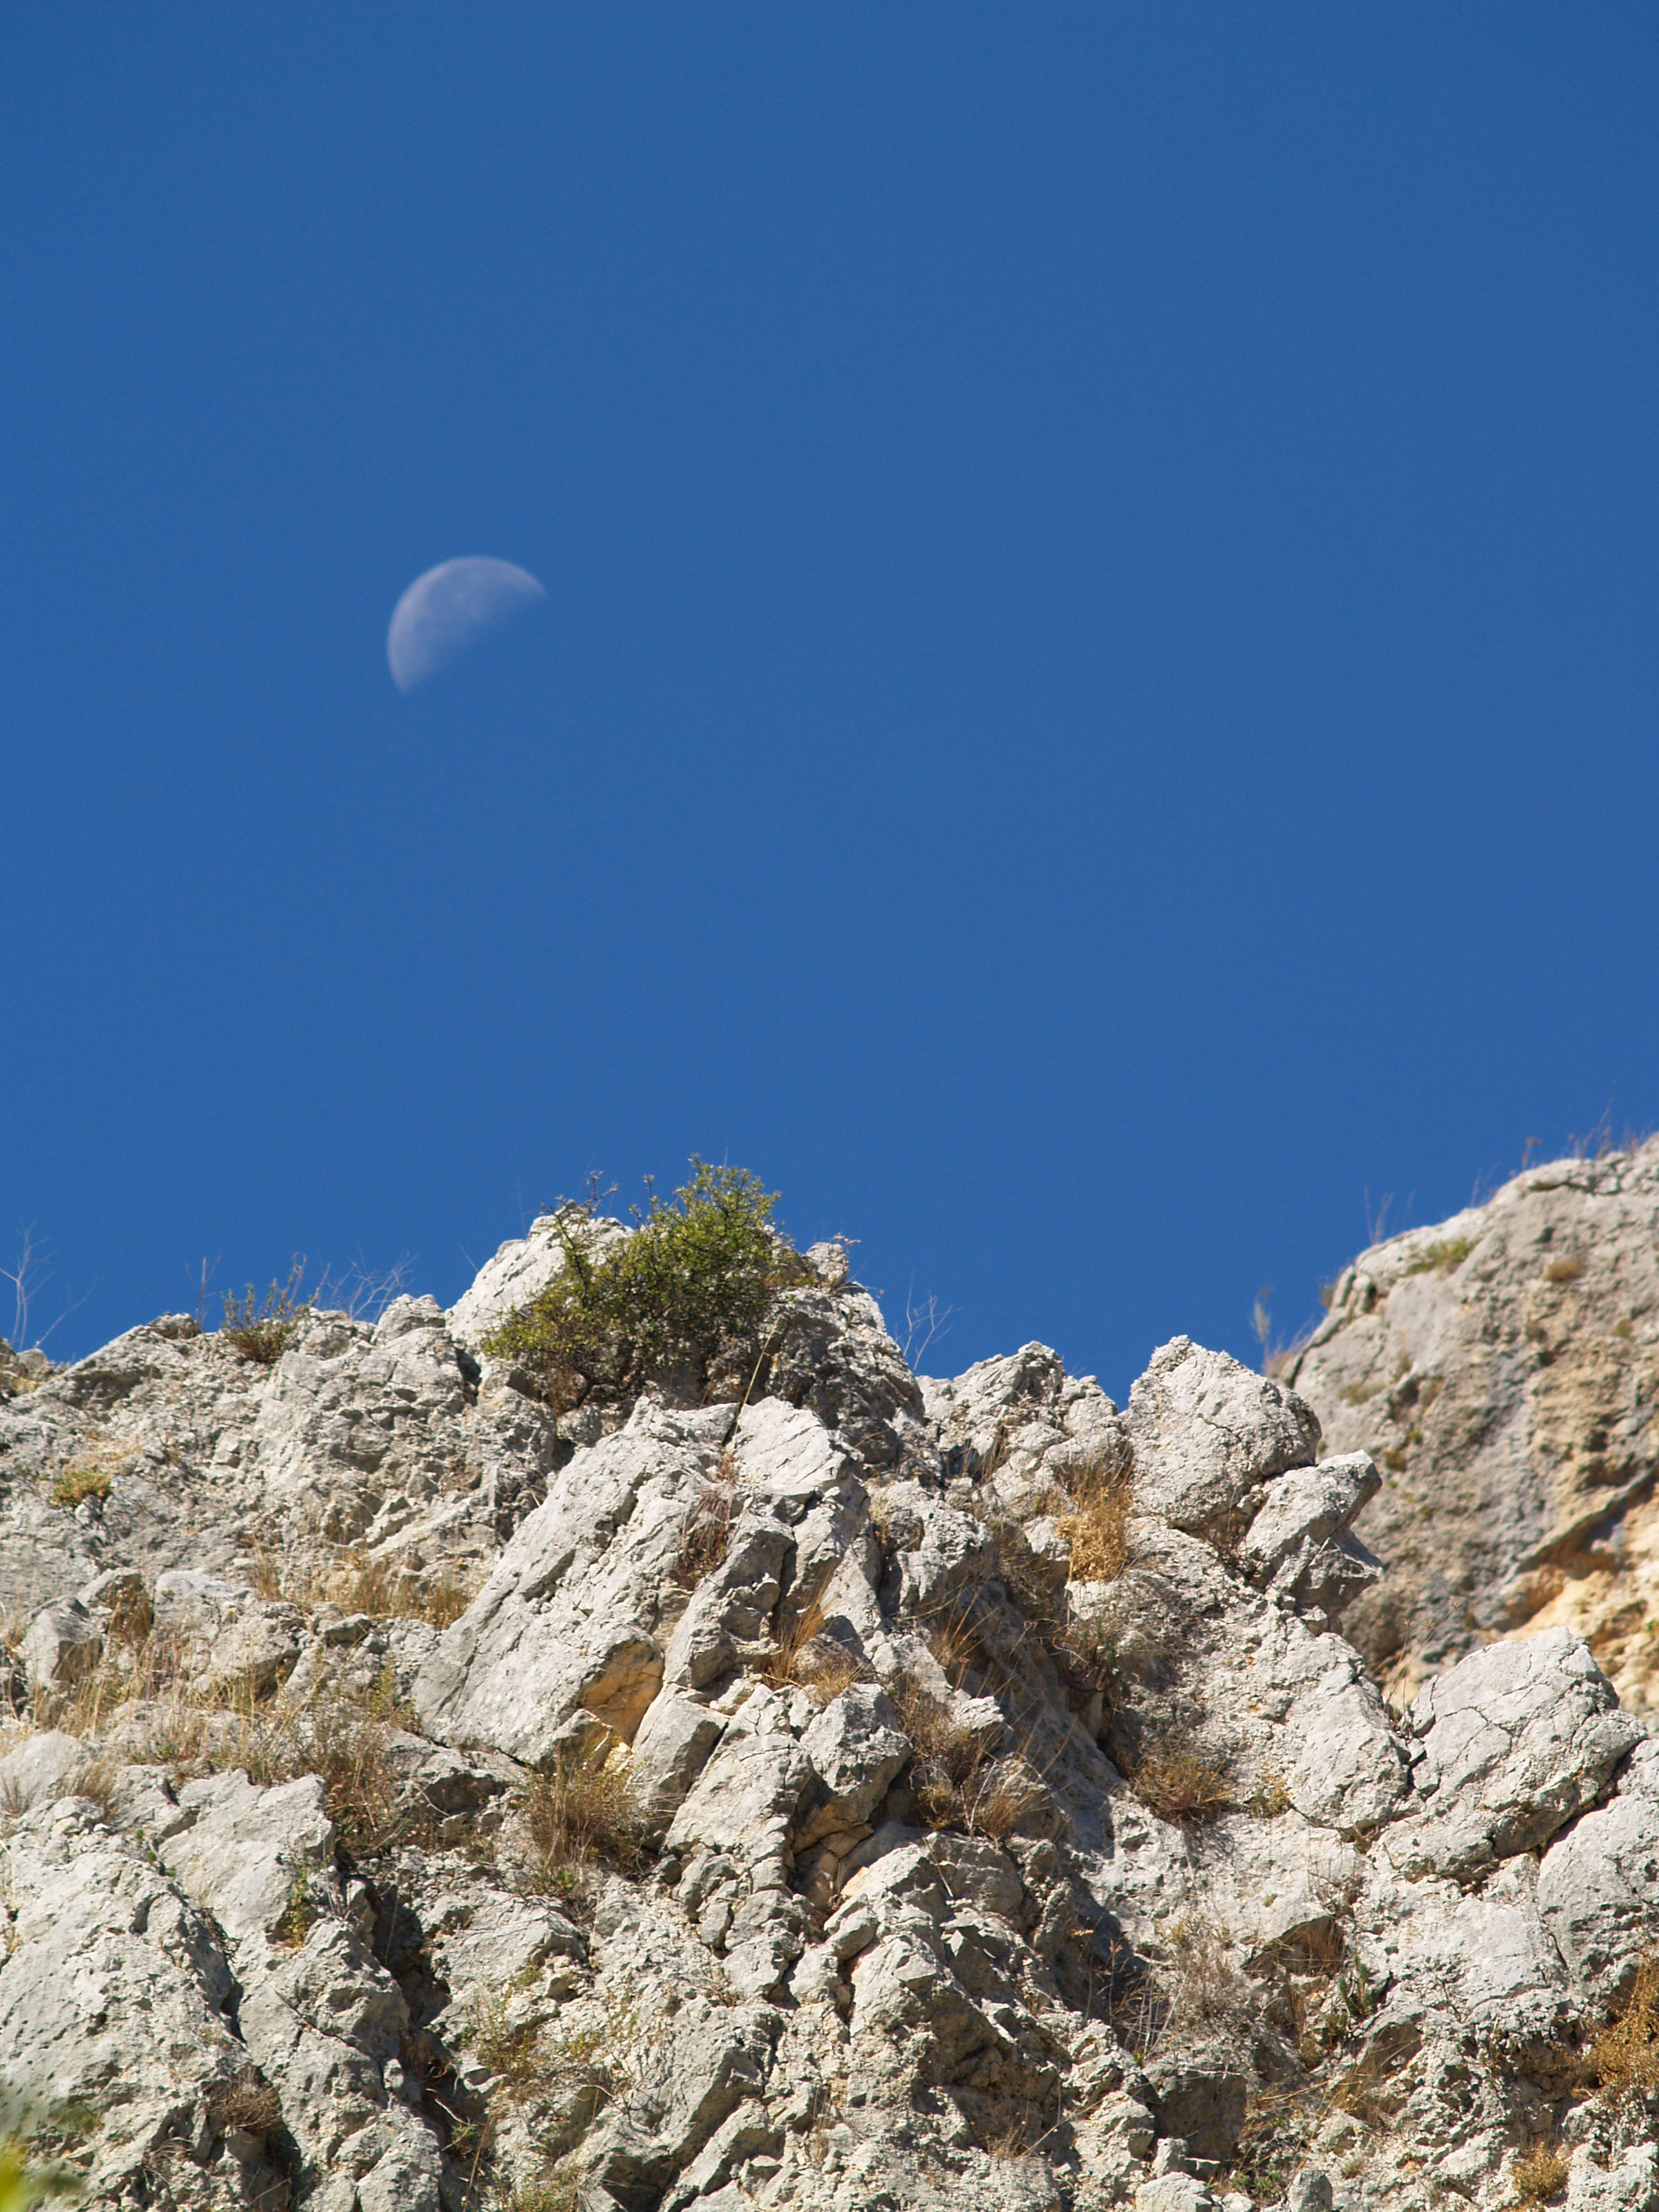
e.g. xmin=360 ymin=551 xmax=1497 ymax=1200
xmin=386 ymin=557 xmax=545 ymax=692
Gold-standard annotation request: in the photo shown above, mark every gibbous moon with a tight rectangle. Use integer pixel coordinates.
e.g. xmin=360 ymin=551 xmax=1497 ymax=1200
xmin=386 ymin=557 xmax=545 ymax=691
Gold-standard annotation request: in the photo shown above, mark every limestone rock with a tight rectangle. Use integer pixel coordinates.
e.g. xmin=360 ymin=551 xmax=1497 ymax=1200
xmin=1384 ymin=1627 xmax=1644 ymax=1879
xmin=1287 ymin=1137 xmax=1659 ymax=1701
xmin=8 ymin=1190 xmax=1659 ymax=2210
xmin=1538 ymin=1736 xmax=1659 ymax=2000
xmin=1127 ymin=1337 xmax=1322 ymax=1543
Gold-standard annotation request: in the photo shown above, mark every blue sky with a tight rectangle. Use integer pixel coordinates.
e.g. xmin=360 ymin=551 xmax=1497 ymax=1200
xmin=3 ymin=7 xmax=1657 ymax=1397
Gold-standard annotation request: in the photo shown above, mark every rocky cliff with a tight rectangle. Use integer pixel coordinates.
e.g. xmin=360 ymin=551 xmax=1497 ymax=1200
xmin=1286 ymin=1138 xmax=1659 ymax=1718
xmin=0 ymin=1183 xmax=1656 ymax=2212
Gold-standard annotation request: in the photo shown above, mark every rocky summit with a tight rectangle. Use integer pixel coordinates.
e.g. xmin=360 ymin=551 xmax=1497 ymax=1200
xmin=3 ymin=1165 xmax=1659 ymax=2212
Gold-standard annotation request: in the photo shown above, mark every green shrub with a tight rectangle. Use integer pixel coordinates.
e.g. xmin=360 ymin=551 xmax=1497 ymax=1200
xmin=222 ymin=1259 xmax=310 ymax=1364
xmin=482 ymin=1161 xmax=807 ymax=1413
xmin=1406 ymin=1236 xmax=1474 ymax=1277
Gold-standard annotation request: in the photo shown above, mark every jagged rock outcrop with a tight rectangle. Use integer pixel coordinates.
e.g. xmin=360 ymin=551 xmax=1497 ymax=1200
xmin=0 ymin=1201 xmax=1656 ymax=2211
xmin=1286 ymin=1137 xmax=1659 ymax=1709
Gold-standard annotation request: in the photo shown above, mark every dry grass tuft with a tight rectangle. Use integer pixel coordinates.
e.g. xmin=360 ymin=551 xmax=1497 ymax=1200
xmin=49 ymin=1463 xmax=113 ymax=1510
xmin=890 ymin=1674 xmax=1045 ymax=1838
xmin=796 ymin=1642 xmax=873 ymax=1704
xmin=1329 ymin=2054 xmax=1402 ymax=2133
xmin=921 ymin=1600 xmax=981 ymax=1688
xmin=1592 ymin=1956 xmax=1659 ymax=2096
xmin=208 ymin=2072 xmax=282 ymax=2137
xmin=761 ymin=1587 xmax=836 ymax=1689
xmin=673 ymin=1451 xmax=741 ymax=1588
xmin=246 ymin=1545 xmax=478 ymax=1627
xmin=240 ymin=1691 xmax=401 ymax=1855
xmin=1509 ymin=2141 xmax=1569 ymax=2207
xmin=1544 ymin=1253 xmax=1586 ymax=1285
xmin=1052 ymin=1459 xmax=1131 ymax=1584
xmin=522 ymin=1739 xmax=646 ymax=1893
xmin=1131 ymin=1747 xmax=1232 ymax=1824
xmin=1163 ymin=1911 xmax=1246 ymax=2029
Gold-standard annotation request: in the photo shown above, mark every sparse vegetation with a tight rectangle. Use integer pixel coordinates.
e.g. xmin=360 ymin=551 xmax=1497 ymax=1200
xmin=1509 ymin=2141 xmax=1569 ymax=2207
xmin=468 ymin=1993 xmax=548 ymax=2101
xmin=1051 ymin=1456 xmax=1130 ymax=1584
xmin=1248 ymin=1765 xmax=1293 ymax=1817
xmin=761 ymin=1587 xmax=843 ymax=1689
xmin=890 ymin=1674 xmax=1044 ymax=1838
xmin=207 ymin=2073 xmax=281 ymax=2137
xmin=497 ymin=2166 xmax=581 ymax=2212
xmin=481 ymin=1162 xmax=809 ymax=1414
xmin=1407 ymin=1236 xmax=1475 ymax=1277
xmin=521 ymin=1739 xmax=646 ymax=1894
xmin=222 ymin=1259 xmax=311 ymax=1364
xmin=1544 ymin=1253 xmax=1586 ymax=1285
xmin=1129 ymin=1747 xmax=1232 ymax=1824
xmin=245 ymin=1544 xmax=477 ymax=1627
xmin=48 ymin=1465 xmax=111 ymax=1510
xmin=1591 ymin=1956 xmax=1659 ymax=2096
xmin=673 ymin=1450 xmax=741 ymax=1588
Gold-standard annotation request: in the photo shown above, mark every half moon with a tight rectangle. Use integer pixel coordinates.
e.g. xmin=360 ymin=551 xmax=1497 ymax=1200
xmin=386 ymin=557 xmax=545 ymax=691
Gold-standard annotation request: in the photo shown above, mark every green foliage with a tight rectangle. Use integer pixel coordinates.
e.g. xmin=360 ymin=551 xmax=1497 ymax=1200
xmin=1406 ymin=1236 xmax=1474 ymax=1277
xmin=482 ymin=1161 xmax=807 ymax=1413
xmin=48 ymin=1465 xmax=112 ymax=1510
xmin=0 ymin=2092 xmax=82 ymax=2212
xmin=222 ymin=1258 xmax=310 ymax=1364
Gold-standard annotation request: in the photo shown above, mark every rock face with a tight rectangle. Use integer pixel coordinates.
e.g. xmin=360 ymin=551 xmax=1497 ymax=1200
xmin=0 ymin=1198 xmax=1656 ymax=2212
xmin=1286 ymin=1137 xmax=1659 ymax=1709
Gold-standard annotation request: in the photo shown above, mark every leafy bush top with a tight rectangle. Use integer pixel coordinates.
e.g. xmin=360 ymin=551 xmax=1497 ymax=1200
xmin=482 ymin=1161 xmax=808 ymax=1413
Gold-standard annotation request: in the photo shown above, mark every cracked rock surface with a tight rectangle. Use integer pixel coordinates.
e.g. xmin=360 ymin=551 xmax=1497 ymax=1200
xmin=0 ymin=1198 xmax=1657 ymax=2210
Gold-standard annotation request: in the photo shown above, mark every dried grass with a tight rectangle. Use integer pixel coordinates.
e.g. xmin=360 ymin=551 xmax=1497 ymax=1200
xmin=1052 ymin=1459 xmax=1130 ymax=1584
xmin=49 ymin=1463 xmax=113 ymax=1509
xmin=889 ymin=1674 xmax=1044 ymax=1838
xmin=1509 ymin=2142 xmax=1569 ymax=2207
xmin=208 ymin=2072 xmax=283 ymax=2137
xmin=52 ymin=1628 xmax=415 ymax=1854
xmin=522 ymin=1739 xmax=646 ymax=1893
xmin=760 ymin=1587 xmax=836 ymax=1689
xmin=796 ymin=1642 xmax=874 ymax=1704
xmin=1592 ymin=1956 xmax=1659 ymax=2096
xmin=1130 ymin=1747 xmax=1232 ymax=1824
xmin=673 ymin=1451 xmax=740 ymax=1589
xmin=1163 ymin=1912 xmax=1246 ymax=2029
xmin=245 ymin=1546 xmax=478 ymax=1627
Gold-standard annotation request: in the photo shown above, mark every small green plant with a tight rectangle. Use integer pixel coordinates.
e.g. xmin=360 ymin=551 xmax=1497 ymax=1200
xmin=482 ymin=1161 xmax=809 ymax=1414
xmin=222 ymin=1259 xmax=310 ymax=1364
xmin=273 ymin=1865 xmax=314 ymax=1949
xmin=1248 ymin=1766 xmax=1293 ymax=1817
xmin=48 ymin=1465 xmax=111 ymax=1510
xmin=0 ymin=2090 xmax=85 ymax=2212
xmin=468 ymin=1993 xmax=547 ymax=2101
xmin=1407 ymin=1236 xmax=1474 ymax=1277
xmin=499 ymin=2168 xmax=581 ymax=2212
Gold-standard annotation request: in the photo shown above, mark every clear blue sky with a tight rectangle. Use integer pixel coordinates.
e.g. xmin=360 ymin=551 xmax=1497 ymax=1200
xmin=4 ymin=8 xmax=1657 ymax=1396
